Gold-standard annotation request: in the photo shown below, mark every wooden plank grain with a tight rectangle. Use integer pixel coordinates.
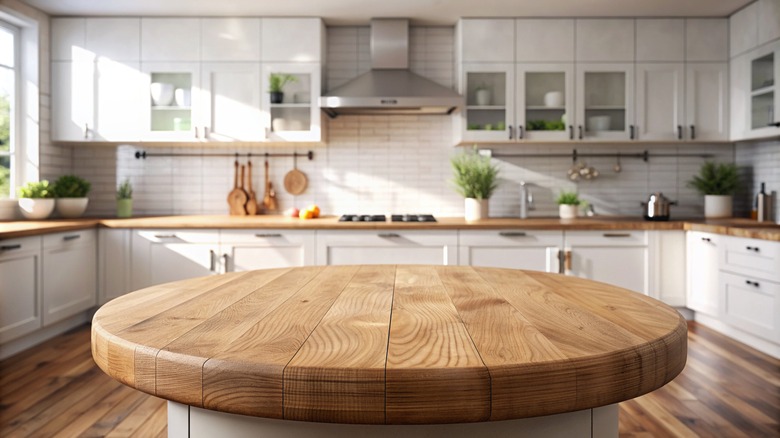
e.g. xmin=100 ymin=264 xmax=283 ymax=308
xmin=386 ymin=265 xmax=490 ymax=424
xmin=284 ymin=265 xmax=395 ymax=424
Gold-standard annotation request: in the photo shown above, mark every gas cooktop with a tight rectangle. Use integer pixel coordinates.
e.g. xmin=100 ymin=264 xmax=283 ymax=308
xmin=338 ymin=214 xmax=437 ymax=223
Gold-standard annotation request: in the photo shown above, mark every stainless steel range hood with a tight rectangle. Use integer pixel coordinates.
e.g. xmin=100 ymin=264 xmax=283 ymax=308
xmin=319 ymin=19 xmax=463 ymax=118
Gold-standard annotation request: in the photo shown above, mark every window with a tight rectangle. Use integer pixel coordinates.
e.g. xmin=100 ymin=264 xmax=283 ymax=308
xmin=0 ymin=19 xmax=19 ymax=198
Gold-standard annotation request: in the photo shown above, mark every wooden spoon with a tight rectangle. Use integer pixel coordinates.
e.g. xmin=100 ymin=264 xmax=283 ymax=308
xmin=227 ymin=159 xmax=248 ymax=215
xmin=245 ymin=159 xmax=258 ymax=215
xmin=283 ymin=154 xmax=308 ymax=195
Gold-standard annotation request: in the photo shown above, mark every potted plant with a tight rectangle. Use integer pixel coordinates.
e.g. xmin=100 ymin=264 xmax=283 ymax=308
xmin=556 ymin=191 xmax=580 ymax=219
xmin=17 ymin=181 xmax=55 ymax=220
xmin=53 ymin=174 xmax=91 ymax=218
xmin=116 ymin=179 xmax=133 ymax=218
xmin=687 ymin=161 xmax=740 ymax=218
xmin=268 ymin=73 xmax=298 ymax=104
xmin=451 ymin=149 xmax=499 ymax=221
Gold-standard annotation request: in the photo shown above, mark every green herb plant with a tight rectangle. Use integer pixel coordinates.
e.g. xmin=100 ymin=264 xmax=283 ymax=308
xmin=687 ymin=161 xmax=740 ymax=196
xmin=451 ymin=148 xmax=500 ymax=200
xmin=117 ymin=179 xmax=133 ymax=200
xmin=268 ymin=74 xmax=298 ymax=93
xmin=53 ymin=174 xmax=91 ymax=198
xmin=18 ymin=180 xmax=54 ymax=199
xmin=556 ymin=191 xmax=581 ymax=205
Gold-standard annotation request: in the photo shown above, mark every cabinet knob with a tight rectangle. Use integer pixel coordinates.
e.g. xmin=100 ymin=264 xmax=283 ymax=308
xmin=701 ymin=237 xmax=712 ymax=243
xmin=745 ymin=280 xmax=760 ymax=287
xmin=746 ymin=246 xmax=760 ymax=252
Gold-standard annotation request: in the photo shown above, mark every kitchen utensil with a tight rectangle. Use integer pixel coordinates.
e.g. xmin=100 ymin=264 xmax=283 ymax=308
xmin=284 ymin=154 xmax=308 ymax=195
xmin=614 ymin=154 xmax=622 ymax=173
xmin=245 ymin=159 xmax=258 ymax=215
xmin=643 ymin=192 xmax=676 ymax=221
xmin=518 ymin=182 xmax=534 ymax=218
xmin=756 ymin=182 xmax=773 ymax=222
xmin=227 ymin=159 xmax=248 ymax=215
xmin=262 ymin=159 xmax=278 ymax=212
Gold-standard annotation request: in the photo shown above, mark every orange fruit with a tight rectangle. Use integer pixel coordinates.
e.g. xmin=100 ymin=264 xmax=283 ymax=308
xmin=299 ymin=209 xmax=314 ymax=219
xmin=307 ymin=204 xmax=321 ymax=218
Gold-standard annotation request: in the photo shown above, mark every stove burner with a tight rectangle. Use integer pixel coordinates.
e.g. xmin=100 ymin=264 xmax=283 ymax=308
xmin=391 ymin=214 xmax=437 ymax=223
xmin=338 ymin=214 xmax=387 ymax=222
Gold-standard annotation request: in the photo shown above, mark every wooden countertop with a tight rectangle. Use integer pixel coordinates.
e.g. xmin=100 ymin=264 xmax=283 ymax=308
xmin=92 ymin=265 xmax=687 ymax=425
xmin=2 ymin=215 xmax=779 ymax=241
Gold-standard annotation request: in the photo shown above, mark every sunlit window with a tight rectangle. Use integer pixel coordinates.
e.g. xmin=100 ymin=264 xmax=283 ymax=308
xmin=0 ymin=20 xmax=18 ymax=198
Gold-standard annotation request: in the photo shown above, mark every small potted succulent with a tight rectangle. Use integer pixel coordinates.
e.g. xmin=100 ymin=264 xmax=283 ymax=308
xmin=556 ymin=191 xmax=580 ymax=219
xmin=687 ymin=161 xmax=740 ymax=218
xmin=268 ymin=73 xmax=298 ymax=104
xmin=451 ymin=148 xmax=500 ymax=221
xmin=17 ymin=180 xmax=55 ymax=220
xmin=53 ymin=174 xmax=91 ymax=218
xmin=116 ymin=179 xmax=133 ymax=218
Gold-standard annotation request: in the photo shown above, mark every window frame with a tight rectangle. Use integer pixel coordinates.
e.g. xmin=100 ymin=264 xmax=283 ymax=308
xmin=0 ymin=18 xmax=20 ymax=198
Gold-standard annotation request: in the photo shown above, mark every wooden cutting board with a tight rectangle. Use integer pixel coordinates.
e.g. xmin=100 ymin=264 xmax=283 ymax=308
xmin=227 ymin=160 xmax=247 ymax=215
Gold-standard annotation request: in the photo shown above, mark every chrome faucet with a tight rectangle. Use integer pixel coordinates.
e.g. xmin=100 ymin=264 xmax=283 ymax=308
xmin=519 ymin=182 xmax=534 ymax=218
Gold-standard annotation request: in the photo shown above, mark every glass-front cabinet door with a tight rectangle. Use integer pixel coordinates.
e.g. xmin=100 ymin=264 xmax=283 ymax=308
xmin=460 ymin=63 xmax=515 ymax=142
xmin=516 ymin=64 xmax=574 ymax=141
xmin=748 ymin=42 xmax=780 ymax=137
xmin=261 ymin=63 xmax=322 ymax=142
xmin=576 ymin=63 xmax=635 ymax=141
xmin=141 ymin=63 xmax=201 ymax=141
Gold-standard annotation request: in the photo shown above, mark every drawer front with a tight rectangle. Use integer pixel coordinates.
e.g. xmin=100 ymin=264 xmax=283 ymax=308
xmin=564 ymin=230 xmax=647 ymax=246
xmin=43 ymin=229 xmax=96 ymax=249
xmin=136 ymin=229 xmax=219 ymax=244
xmin=721 ymin=236 xmax=780 ymax=281
xmin=317 ymin=231 xmax=458 ymax=266
xmin=720 ymin=271 xmax=780 ymax=343
xmin=0 ymin=235 xmax=41 ymax=258
xmin=220 ymin=229 xmax=313 ymax=245
xmin=459 ymin=230 xmax=563 ymax=247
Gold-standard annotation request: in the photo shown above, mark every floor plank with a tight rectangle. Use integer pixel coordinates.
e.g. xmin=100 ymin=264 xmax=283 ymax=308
xmin=0 ymin=321 xmax=777 ymax=437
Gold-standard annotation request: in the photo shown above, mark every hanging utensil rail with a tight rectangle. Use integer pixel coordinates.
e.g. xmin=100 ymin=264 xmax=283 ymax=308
xmin=486 ymin=149 xmax=712 ymax=162
xmin=135 ymin=150 xmax=314 ymax=160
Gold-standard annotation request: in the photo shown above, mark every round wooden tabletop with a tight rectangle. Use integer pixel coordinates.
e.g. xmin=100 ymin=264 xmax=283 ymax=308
xmin=92 ymin=265 xmax=687 ymax=425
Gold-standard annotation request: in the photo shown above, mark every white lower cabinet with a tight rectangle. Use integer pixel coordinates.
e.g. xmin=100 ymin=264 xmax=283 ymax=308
xmin=458 ymin=230 xmax=562 ymax=272
xmin=316 ymin=231 xmax=458 ymax=266
xmin=42 ymin=230 xmax=97 ymax=326
xmin=686 ymin=231 xmax=720 ymax=316
xmin=563 ymin=231 xmax=650 ymax=295
xmin=0 ymin=236 xmax=42 ymax=343
xmin=221 ymin=230 xmax=315 ymax=271
xmin=99 ymin=229 xmax=131 ymax=304
xmin=131 ymin=230 xmax=220 ymax=290
xmin=720 ymin=271 xmax=780 ymax=343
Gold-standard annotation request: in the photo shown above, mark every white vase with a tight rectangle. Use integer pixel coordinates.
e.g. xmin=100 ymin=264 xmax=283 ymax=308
xmin=704 ymin=195 xmax=733 ymax=218
xmin=0 ymin=198 xmax=18 ymax=220
xmin=465 ymin=198 xmax=488 ymax=222
xmin=475 ymin=89 xmax=491 ymax=106
xmin=544 ymin=91 xmax=563 ymax=107
xmin=18 ymin=198 xmax=55 ymax=220
xmin=559 ymin=204 xmax=578 ymax=219
xmin=56 ymin=198 xmax=89 ymax=218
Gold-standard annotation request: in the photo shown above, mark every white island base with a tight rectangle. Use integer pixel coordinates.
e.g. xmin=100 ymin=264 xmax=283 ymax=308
xmin=168 ymin=402 xmax=618 ymax=438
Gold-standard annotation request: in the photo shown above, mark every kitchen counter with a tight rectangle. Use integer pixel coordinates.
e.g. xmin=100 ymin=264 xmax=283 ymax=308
xmin=2 ymin=215 xmax=780 ymax=241
xmin=92 ymin=265 xmax=686 ymax=436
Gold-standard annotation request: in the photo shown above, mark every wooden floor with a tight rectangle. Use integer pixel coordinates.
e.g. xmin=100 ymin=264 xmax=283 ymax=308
xmin=0 ymin=321 xmax=777 ymax=437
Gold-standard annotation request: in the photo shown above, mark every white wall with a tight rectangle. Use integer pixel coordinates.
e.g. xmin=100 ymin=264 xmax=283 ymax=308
xmin=735 ymin=139 xmax=780 ymax=220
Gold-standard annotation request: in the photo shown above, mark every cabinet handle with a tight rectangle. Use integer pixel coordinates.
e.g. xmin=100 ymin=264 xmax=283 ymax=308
xmin=565 ymin=250 xmax=572 ymax=271
xmin=768 ymin=122 xmax=780 ymax=127
xmin=518 ymin=125 xmax=524 ymax=139
xmin=204 ymin=126 xmax=210 ymax=139
xmin=63 ymin=234 xmax=81 ymax=241
xmin=677 ymin=125 xmax=683 ymax=140
xmin=378 ymin=233 xmax=400 ymax=238
xmin=557 ymin=249 xmax=565 ymax=274
xmin=84 ymin=123 xmax=90 ymax=140
xmin=222 ymin=253 xmax=230 ymax=273
xmin=745 ymin=280 xmax=760 ymax=287
xmin=746 ymin=246 xmax=760 ymax=252
xmin=569 ymin=125 xmax=574 ymax=140
xmin=209 ymin=249 xmax=216 ymax=272
xmin=630 ymin=125 xmax=636 ymax=140
xmin=499 ymin=231 xmax=527 ymax=237
xmin=254 ymin=233 xmax=282 ymax=238
xmin=603 ymin=233 xmax=631 ymax=238
xmin=508 ymin=125 xmax=514 ymax=140
xmin=701 ymin=237 xmax=712 ymax=243
xmin=194 ymin=126 xmax=199 ymax=139
xmin=153 ymin=234 xmax=177 ymax=239
xmin=0 ymin=244 xmax=22 ymax=251
xmin=578 ymin=125 xmax=583 ymax=140
xmin=690 ymin=125 xmax=696 ymax=140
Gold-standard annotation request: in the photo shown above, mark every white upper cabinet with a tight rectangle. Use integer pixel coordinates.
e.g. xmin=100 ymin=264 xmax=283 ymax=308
xmin=576 ymin=19 xmax=635 ymax=62
xmin=51 ymin=18 xmax=90 ymax=61
xmin=515 ymin=19 xmax=574 ymax=62
xmin=686 ymin=19 xmax=729 ymax=62
xmin=575 ymin=63 xmax=635 ymax=140
xmin=758 ymin=0 xmax=780 ymax=46
xmin=635 ymin=63 xmax=685 ymax=141
xmin=262 ymin=18 xmax=324 ymax=62
xmin=141 ymin=62 xmax=202 ymax=141
xmin=201 ymin=62 xmax=263 ymax=141
xmin=731 ymin=2 xmax=760 ymax=57
xmin=85 ymin=18 xmax=140 ymax=61
xmin=262 ymin=63 xmax=323 ymax=142
xmin=516 ymin=63 xmax=575 ymax=141
xmin=636 ymin=19 xmax=684 ymax=62
xmin=459 ymin=19 xmax=515 ymax=62
xmin=201 ymin=18 xmax=261 ymax=62
xmin=460 ymin=62 xmax=515 ymax=142
xmin=141 ymin=18 xmax=201 ymax=61
xmin=686 ymin=63 xmax=729 ymax=141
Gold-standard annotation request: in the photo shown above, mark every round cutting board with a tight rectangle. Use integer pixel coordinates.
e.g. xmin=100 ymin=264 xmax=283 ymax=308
xmin=284 ymin=168 xmax=308 ymax=195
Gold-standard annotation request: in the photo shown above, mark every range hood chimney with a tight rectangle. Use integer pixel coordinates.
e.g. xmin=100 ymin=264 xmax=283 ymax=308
xmin=319 ymin=19 xmax=463 ymax=117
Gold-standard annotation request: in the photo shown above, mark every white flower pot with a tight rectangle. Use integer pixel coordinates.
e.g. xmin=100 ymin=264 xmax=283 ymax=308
xmin=18 ymin=198 xmax=55 ymax=220
xmin=0 ymin=198 xmax=18 ymax=221
xmin=475 ymin=89 xmax=491 ymax=106
xmin=56 ymin=198 xmax=89 ymax=218
xmin=559 ymin=204 xmax=578 ymax=219
xmin=465 ymin=198 xmax=488 ymax=222
xmin=704 ymin=195 xmax=733 ymax=218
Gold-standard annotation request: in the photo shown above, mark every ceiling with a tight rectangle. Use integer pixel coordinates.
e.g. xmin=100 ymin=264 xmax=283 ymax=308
xmin=22 ymin=0 xmax=752 ymax=25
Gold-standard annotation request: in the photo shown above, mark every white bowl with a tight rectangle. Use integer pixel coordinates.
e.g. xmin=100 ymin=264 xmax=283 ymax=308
xmin=544 ymin=91 xmax=564 ymax=107
xmin=150 ymin=82 xmax=175 ymax=106
xmin=587 ymin=115 xmax=611 ymax=132
xmin=0 ymin=198 xmax=18 ymax=221
xmin=18 ymin=198 xmax=55 ymax=220
xmin=174 ymin=88 xmax=191 ymax=107
xmin=56 ymin=198 xmax=89 ymax=218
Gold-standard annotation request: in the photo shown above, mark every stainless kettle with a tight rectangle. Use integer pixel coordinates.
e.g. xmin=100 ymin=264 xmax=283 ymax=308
xmin=643 ymin=192 xmax=676 ymax=221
